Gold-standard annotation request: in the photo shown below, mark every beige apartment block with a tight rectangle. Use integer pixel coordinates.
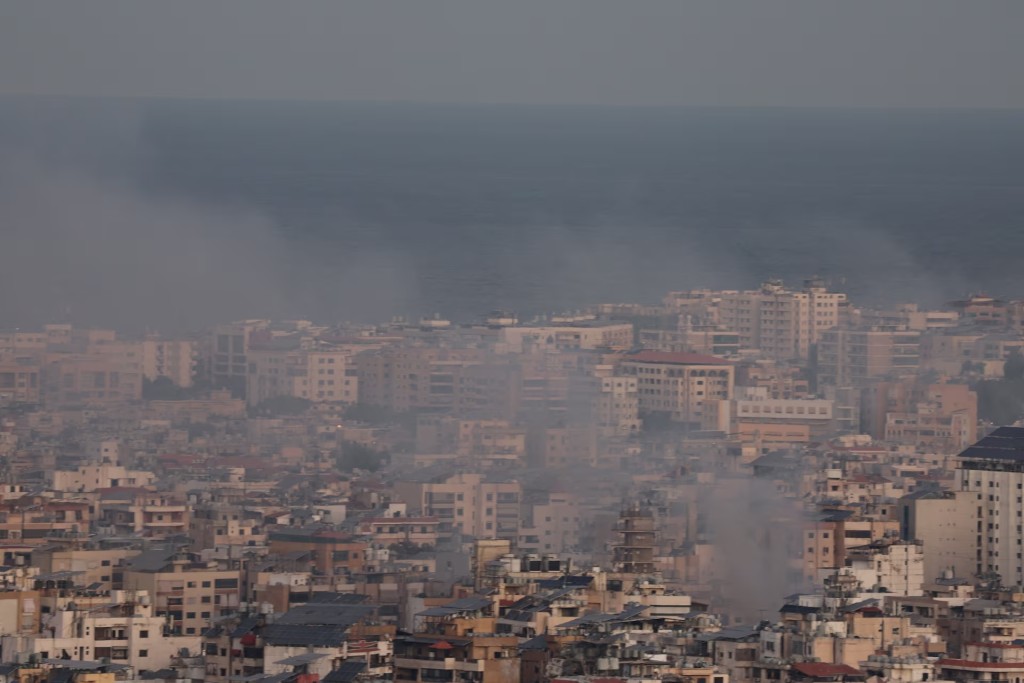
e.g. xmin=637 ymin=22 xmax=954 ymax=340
xmin=0 ymin=590 xmax=198 ymax=672
xmin=817 ymin=327 xmax=921 ymax=388
xmin=719 ymin=387 xmax=834 ymax=444
xmin=394 ymin=472 xmax=521 ymax=543
xmin=123 ymin=554 xmax=241 ymax=636
xmin=955 ymin=427 xmax=1024 ymax=585
xmin=498 ymin=320 xmax=634 ymax=353
xmin=898 ymin=489 xmax=975 ymax=583
xmin=247 ymin=345 xmax=359 ymax=406
xmin=620 ymin=350 xmax=734 ymax=430
xmin=141 ymin=339 xmax=197 ymax=387
xmin=861 ymin=381 xmax=977 ymax=452
xmin=0 ymin=356 xmax=41 ymax=405
xmin=715 ymin=279 xmax=847 ymax=360
xmin=31 ymin=547 xmax=139 ymax=592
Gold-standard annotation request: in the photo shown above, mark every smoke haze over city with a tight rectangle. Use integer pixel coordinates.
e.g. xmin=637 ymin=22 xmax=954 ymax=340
xmin=2 ymin=4 xmax=1024 ymax=683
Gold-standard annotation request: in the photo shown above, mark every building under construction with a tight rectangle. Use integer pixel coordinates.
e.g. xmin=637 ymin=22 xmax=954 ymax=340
xmin=612 ymin=500 xmax=658 ymax=575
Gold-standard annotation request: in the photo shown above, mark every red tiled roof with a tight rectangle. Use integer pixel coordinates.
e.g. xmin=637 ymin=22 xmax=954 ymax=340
xmin=791 ymin=663 xmax=864 ymax=678
xmin=624 ymin=351 xmax=732 ymax=366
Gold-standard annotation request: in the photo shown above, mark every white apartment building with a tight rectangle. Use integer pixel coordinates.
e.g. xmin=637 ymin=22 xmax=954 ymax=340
xmin=0 ymin=590 xmax=199 ymax=671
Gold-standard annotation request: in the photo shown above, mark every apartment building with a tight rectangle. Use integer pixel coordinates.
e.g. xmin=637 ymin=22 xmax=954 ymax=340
xmin=498 ymin=320 xmax=634 ymax=353
xmin=51 ymin=460 xmax=156 ymax=493
xmin=247 ymin=345 xmax=359 ymax=407
xmin=0 ymin=590 xmax=197 ymax=672
xmin=898 ymin=489 xmax=975 ymax=583
xmin=721 ymin=387 xmax=835 ymax=445
xmin=519 ymin=491 xmax=582 ymax=555
xmin=393 ymin=471 xmax=522 ymax=543
xmin=96 ymin=490 xmax=189 ymax=539
xmin=141 ymin=339 xmax=197 ymax=387
xmin=860 ymin=381 xmax=977 ymax=452
xmin=210 ymin=321 xmax=267 ymax=398
xmin=620 ymin=351 xmax=734 ymax=430
xmin=189 ymin=503 xmax=265 ymax=551
xmin=0 ymin=356 xmax=41 ymax=405
xmin=266 ymin=529 xmax=368 ymax=578
xmin=716 ymin=279 xmax=847 ymax=361
xmin=121 ymin=551 xmax=242 ymax=636
xmin=921 ymin=330 xmax=1024 ymax=377
xmin=955 ymin=426 xmax=1024 ymax=583
xmin=589 ymin=364 xmax=640 ymax=436
xmin=816 ymin=327 xmax=921 ymax=388
xmin=0 ymin=497 xmax=92 ymax=544
xmin=30 ymin=547 xmax=140 ymax=592
xmin=41 ymin=348 xmax=144 ymax=407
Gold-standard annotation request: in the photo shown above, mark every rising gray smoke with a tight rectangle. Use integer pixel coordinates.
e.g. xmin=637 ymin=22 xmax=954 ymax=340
xmin=698 ymin=474 xmax=810 ymax=622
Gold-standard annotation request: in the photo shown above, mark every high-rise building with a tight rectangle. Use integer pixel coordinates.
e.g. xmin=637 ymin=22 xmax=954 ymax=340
xmin=210 ymin=321 xmax=267 ymax=398
xmin=956 ymin=426 xmax=1024 ymax=584
xmin=816 ymin=327 xmax=921 ymax=388
xmin=620 ymin=351 xmax=734 ymax=430
xmin=716 ymin=278 xmax=847 ymax=361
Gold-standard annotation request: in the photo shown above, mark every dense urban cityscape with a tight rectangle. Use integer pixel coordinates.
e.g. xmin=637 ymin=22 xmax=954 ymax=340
xmin=0 ymin=278 xmax=1022 ymax=683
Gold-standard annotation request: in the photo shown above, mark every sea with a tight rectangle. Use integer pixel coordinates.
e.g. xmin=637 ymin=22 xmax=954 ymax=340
xmin=2 ymin=98 xmax=1023 ymax=329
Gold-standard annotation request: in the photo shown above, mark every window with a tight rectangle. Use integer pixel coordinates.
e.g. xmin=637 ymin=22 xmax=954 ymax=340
xmin=139 ymin=650 xmax=148 ymax=658
xmin=139 ymin=630 xmax=149 ymax=638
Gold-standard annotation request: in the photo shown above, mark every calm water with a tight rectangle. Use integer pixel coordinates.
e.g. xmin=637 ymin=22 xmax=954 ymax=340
xmin=3 ymin=99 xmax=1024 ymax=327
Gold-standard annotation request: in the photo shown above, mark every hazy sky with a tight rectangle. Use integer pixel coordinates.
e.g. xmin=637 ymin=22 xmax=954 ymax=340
xmin=1 ymin=0 xmax=1022 ymax=108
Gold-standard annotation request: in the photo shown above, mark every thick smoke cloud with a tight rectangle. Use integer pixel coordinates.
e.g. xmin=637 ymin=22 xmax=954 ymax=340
xmin=700 ymin=475 xmax=809 ymax=622
xmin=0 ymin=101 xmax=419 ymax=332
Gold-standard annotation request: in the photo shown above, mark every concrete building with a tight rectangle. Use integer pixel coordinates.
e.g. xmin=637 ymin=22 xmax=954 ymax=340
xmin=898 ymin=489 xmax=975 ymax=582
xmin=498 ymin=320 xmax=634 ymax=353
xmin=121 ymin=551 xmax=242 ymax=636
xmin=41 ymin=347 xmax=144 ymax=407
xmin=394 ymin=472 xmax=522 ymax=543
xmin=0 ymin=356 xmax=41 ymax=405
xmin=141 ymin=339 xmax=197 ymax=387
xmin=842 ymin=541 xmax=926 ymax=596
xmin=589 ymin=364 xmax=641 ymax=436
xmin=620 ymin=351 xmax=734 ymax=430
xmin=956 ymin=426 xmax=1024 ymax=584
xmin=715 ymin=278 xmax=848 ymax=361
xmin=210 ymin=321 xmax=267 ymax=398
xmin=720 ymin=387 xmax=835 ymax=445
xmin=859 ymin=381 xmax=978 ymax=452
xmin=0 ymin=590 xmax=199 ymax=671
xmin=519 ymin=491 xmax=582 ymax=555
xmin=247 ymin=345 xmax=359 ymax=407
xmin=817 ymin=327 xmax=921 ymax=388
